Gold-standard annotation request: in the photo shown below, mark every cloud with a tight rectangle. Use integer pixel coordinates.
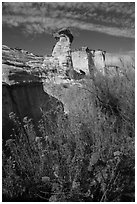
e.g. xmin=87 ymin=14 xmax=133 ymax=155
xmin=2 ymin=2 xmax=135 ymax=38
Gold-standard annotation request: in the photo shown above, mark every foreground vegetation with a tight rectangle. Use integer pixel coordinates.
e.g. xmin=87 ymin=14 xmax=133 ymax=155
xmin=3 ymin=64 xmax=135 ymax=202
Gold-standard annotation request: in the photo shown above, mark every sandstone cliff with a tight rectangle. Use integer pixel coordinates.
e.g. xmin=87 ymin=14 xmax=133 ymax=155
xmin=72 ymin=47 xmax=90 ymax=75
xmin=2 ymin=45 xmax=64 ymax=142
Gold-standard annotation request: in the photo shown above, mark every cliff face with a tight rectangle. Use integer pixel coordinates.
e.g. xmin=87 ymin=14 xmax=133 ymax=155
xmin=72 ymin=47 xmax=90 ymax=75
xmin=2 ymin=45 xmax=64 ymax=142
xmin=105 ymin=52 xmax=135 ymax=68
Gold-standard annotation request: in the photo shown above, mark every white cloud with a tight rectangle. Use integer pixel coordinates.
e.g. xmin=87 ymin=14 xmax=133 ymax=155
xmin=2 ymin=2 xmax=135 ymax=38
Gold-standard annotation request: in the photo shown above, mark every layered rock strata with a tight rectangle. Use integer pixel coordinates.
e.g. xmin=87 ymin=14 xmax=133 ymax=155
xmin=2 ymin=45 xmax=64 ymax=142
xmin=72 ymin=47 xmax=90 ymax=75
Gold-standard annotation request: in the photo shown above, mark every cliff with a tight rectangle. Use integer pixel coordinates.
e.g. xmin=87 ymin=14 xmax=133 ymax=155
xmin=72 ymin=47 xmax=90 ymax=75
xmin=2 ymin=45 xmax=64 ymax=142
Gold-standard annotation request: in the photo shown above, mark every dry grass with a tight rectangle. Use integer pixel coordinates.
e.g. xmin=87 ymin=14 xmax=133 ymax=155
xmin=3 ymin=58 xmax=135 ymax=201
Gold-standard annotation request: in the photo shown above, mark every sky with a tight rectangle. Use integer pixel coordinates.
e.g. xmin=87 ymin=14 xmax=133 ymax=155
xmin=2 ymin=2 xmax=135 ymax=56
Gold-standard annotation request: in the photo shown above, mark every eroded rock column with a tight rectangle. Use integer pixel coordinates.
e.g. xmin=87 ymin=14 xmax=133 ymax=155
xmin=52 ymin=28 xmax=74 ymax=78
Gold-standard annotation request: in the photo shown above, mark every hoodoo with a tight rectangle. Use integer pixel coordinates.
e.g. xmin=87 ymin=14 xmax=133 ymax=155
xmin=52 ymin=28 xmax=74 ymax=78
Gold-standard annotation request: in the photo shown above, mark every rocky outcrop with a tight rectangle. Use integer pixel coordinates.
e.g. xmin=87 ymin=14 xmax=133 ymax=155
xmin=2 ymin=45 xmax=64 ymax=142
xmin=43 ymin=28 xmax=76 ymax=80
xmin=105 ymin=52 xmax=135 ymax=68
xmin=72 ymin=47 xmax=90 ymax=75
xmin=42 ymin=28 xmax=87 ymax=82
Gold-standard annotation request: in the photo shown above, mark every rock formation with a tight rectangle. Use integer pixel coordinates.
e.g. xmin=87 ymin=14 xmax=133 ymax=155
xmin=42 ymin=28 xmax=74 ymax=80
xmin=72 ymin=47 xmax=90 ymax=75
xmin=86 ymin=48 xmax=96 ymax=78
xmin=2 ymin=45 xmax=64 ymax=142
xmin=42 ymin=28 xmax=88 ymax=81
xmin=42 ymin=28 xmax=96 ymax=81
xmin=90 ymin=50 xmax=106 ymax=76
xmin=52 ymin=28 xmax=73 ymax=71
